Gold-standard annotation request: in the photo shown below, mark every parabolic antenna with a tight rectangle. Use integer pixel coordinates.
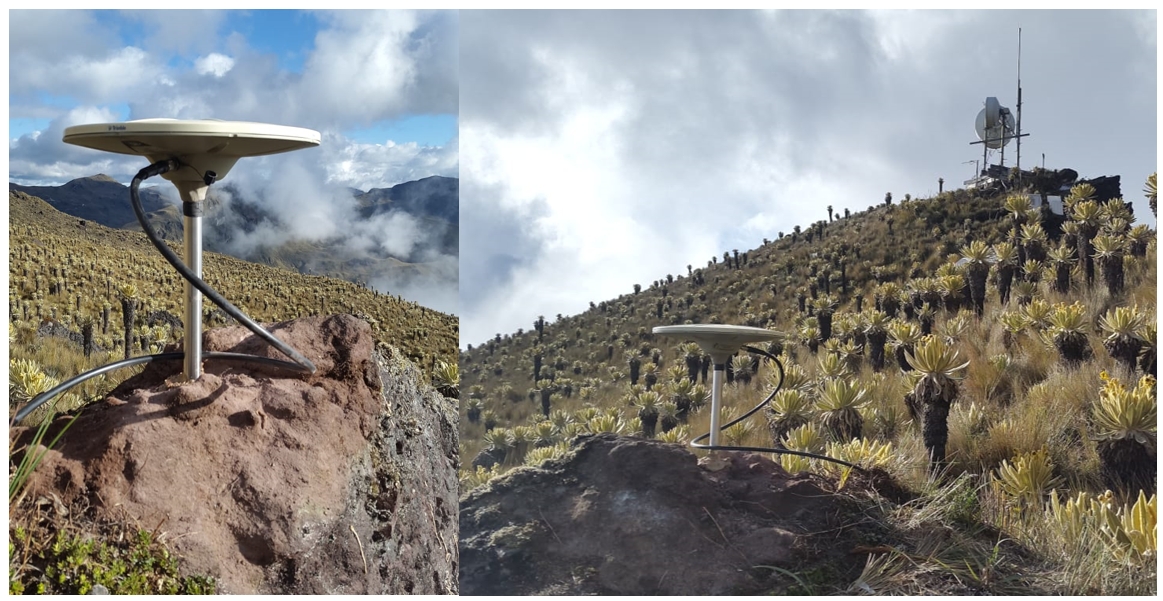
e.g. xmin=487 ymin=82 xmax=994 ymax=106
xmin=63 ymin=119 xmax=320 ymax=190
xmin=654 ymin=324 xmax=783 ymax=447
xmin=983 ymin=96 xmax=1001 ymax=129
xmin=974 ymin=105 xmax=1015 ymax=150
xmin=12 ymin=119 xmax=321 ymax=423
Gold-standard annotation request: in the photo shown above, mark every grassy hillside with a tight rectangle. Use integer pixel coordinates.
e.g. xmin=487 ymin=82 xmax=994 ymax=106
xmin=14 ymin=175 xmax=458 ymax=300
xmin=458 ymin=174 xmax=1157 ymax=594
xmin=8 ymin=190 xmax=458 ymax=421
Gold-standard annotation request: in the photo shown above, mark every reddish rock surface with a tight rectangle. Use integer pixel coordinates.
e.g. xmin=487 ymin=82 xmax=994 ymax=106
xmin=18 ymin=314 xmax=458 ymax=594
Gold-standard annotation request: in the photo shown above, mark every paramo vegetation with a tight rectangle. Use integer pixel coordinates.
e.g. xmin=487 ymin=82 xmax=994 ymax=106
xmin=459 ymin=172 xmax=1157 ymax=595
xmin=8 ymin=190 xmax=458 ymax=424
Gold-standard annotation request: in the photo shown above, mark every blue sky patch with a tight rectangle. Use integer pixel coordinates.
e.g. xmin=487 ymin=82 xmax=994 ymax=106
xmin=345 ymin=114 xmax=458 ymax=147
xmin=234 ymin=10 xmax=320 ymax=74
xmin=9 ymin=118 xmax=51 ymax=140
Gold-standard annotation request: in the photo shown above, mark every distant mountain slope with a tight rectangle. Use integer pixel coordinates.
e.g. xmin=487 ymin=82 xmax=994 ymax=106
xmin=357 ymin=175 xmax=459 ymax=224
xmin=358 ymin=176 xmax=459 ymax=256
xmin=10 ymin=175 xmax=170 ymax=229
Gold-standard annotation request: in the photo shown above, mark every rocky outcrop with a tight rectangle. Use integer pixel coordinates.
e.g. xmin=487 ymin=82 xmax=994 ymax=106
xmin=459 ymin=434 xmax=874 ymax=595
xmin=17 ymin=314 xmax=457 ymax=594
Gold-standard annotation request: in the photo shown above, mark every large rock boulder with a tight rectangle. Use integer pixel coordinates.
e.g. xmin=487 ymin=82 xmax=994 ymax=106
xmin=459 ymin=434 xmax=868 ymax=595
xmin=17 ymin=314 xmax=458 ymax=594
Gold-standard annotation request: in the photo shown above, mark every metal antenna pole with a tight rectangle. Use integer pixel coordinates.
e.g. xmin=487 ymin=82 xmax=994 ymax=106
xmin=184 ymin=209 xmax=202 ymax=380
xmin=177 ymin=182 xmax=208 ymax=381
xmin=1016 ymin=27 xmax=1023 ymax=184
xmin=1000 ymin=125 xmax=1006 ymax=168
xmin=709 ymin=364 xmax=724 ymax=446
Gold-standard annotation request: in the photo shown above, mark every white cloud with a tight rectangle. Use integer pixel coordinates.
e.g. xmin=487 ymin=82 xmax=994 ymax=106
xmin=10 ymin=10 xmax=458 ymax=189
xmin=297 ymin=11 xmax=423 ymax=127
xmin=11 ymin=10 xmax=456 ymax=138
xmin=8 ymin=10 xmax=111 ymax=61
xmin=8 ymin=105 xmax=142 ymax=185
xmin=62 ymin=105 xmax=122 ymax=128
xmin=194 ymin=53 xmax=235 ymax=77
xmin=322 ymin=135 xmax=459 ymax=191
xmin=9 ymin=10 xmax=459 ymax=315
xmin=374 ymin=212 xmax=422 ymax=258
xmin=370 ymin=253 xmax=459 ymax=316
xmin=12 ymin=46 xmax=159 ymax=106
xmin=458 ymin=9 xmax=1158 ymax=347
xmin=199 ymin=141 xmax=457 ymax=313
xmin=122 ymin=10 xmax=228 ymax=56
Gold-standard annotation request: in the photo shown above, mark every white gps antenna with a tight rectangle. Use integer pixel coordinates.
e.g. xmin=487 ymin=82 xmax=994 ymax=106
xmin=652 ymin=324 xmax=866 ymax=473
xmin=653 ymin=324 xmax=782 ymax=446
xmin=62 ymin=119 xmax=319 ymax=381
xmin=13 ymin=119 xmax=320 ymax=422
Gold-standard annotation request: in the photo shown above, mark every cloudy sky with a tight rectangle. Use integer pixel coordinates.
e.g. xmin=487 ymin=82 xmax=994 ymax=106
xmin=8 ymin=9 xmax=459 ymax=314
xmin=459 ymin=9 xmax=1157 ymax=347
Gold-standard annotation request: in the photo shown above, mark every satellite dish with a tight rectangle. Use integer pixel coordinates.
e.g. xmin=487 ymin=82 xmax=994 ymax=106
xmin=975 ymin=105 xmax=1015 ymax=149
xmin=63 ymin=119 xmax=320 ymax=187
xmin=983 ymin=97 xmax=1001 ymax=129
